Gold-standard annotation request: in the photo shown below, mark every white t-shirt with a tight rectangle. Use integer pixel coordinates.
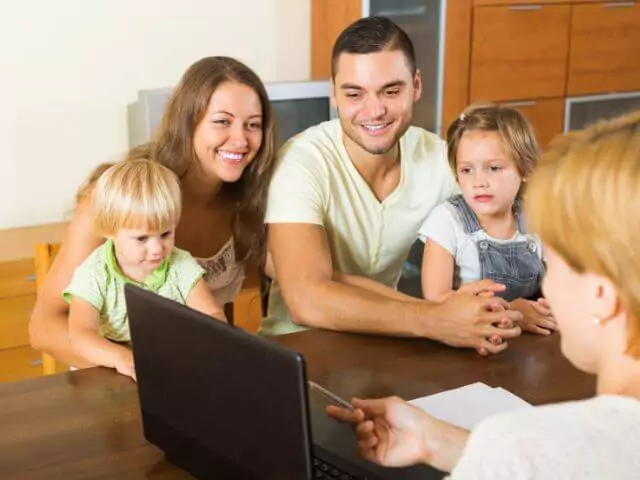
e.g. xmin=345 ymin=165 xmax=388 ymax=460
xmin=418 ymin=202 xmax=542 ymax=289
xmin=262 ymin=119 xmax=458 ymax=335
xmin=449 ymin=395 xmax=640 ymax=479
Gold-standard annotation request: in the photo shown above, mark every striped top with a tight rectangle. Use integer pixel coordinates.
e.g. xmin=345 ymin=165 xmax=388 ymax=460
xmin=63 ymin=240 xmax=205 ymax=341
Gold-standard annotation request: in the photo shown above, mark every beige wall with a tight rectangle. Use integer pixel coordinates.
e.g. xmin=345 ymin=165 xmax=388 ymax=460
xmin=0 ymin=0 xmax=310 ymax=230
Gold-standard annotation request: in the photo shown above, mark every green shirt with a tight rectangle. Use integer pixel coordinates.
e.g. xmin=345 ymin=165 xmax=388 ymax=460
xmin=63 ymin=240 xmax=205 ymax=341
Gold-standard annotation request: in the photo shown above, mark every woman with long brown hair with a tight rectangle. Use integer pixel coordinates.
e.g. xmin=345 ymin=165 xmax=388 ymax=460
xmin=30 ymin=56 xmax=276 ymax=366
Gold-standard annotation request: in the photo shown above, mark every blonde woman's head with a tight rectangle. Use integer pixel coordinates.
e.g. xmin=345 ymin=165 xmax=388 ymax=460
xmin=526 ymin=110 xmax=640 ymax=369
xmin=93 ymin=159 xmax=181 ymax=237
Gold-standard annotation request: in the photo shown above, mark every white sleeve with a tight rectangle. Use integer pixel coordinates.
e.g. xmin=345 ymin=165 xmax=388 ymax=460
xmin=265 ymin=143 xmax=327 ymax=226
xmin=448 ymin=417 xmax=531 ymax=480
xmin=417 ymin=203 xmax=459 ymax=257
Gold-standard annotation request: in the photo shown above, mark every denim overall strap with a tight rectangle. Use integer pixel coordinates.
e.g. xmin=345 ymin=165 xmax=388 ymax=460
xmin=448 ymin=195 xmax=483 ymax=234
xmin=449 ymin=195 xmax=543 ymax=301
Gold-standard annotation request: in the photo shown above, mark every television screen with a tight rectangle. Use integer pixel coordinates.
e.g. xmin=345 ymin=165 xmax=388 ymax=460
xmin=271 ymin=97 xmax=331 ymax=150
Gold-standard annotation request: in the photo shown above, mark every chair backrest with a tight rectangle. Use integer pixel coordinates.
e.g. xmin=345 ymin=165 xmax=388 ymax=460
xmin=230 ymin=261 xmax=263 ymax=334
xmin=34 ymin=243 xmax=65 ymax=375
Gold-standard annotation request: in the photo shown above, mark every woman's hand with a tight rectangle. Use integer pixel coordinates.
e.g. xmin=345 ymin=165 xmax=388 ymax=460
xmin=326 ymin=396 xmax=469 ymax=472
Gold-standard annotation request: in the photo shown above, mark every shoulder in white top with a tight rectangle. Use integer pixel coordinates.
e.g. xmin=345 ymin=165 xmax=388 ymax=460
xmin=449 ymin=395 xmax=640 ymax=480
xmin=418 ymin=202 xmax=542 ymax=288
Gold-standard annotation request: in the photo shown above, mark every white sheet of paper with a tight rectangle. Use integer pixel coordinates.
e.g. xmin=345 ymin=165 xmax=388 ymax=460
xmin=408 ymin=382 xmax=532 ymax=430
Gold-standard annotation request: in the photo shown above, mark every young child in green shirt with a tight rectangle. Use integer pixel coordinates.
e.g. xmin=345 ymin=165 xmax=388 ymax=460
xmin=64 ymin=159 xmax=226 ymax=380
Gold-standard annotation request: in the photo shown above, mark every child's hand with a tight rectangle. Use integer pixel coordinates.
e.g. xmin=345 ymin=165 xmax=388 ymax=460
xmin=114 ymin=349 xmax=137 ymax=381
xmin=514 ymin=298 xmax=557 ymax=336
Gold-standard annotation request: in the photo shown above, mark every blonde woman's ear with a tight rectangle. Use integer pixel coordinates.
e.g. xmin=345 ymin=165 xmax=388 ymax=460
xmin=590 ymin=276 xmax=621 ymax=325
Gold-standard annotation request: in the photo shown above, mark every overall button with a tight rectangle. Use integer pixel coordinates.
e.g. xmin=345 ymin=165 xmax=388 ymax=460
xmin=479 ymin=241 xmax=489 ymax=251
xmin=528 ymin=242 xmax=537 ymax=253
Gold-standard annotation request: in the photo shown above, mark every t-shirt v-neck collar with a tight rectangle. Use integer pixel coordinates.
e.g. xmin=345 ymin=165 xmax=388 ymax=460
xmin=338 ymin=130 xmax=407 ymax=206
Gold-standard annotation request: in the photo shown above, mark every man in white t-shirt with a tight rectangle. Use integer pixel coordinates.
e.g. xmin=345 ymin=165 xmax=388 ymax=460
xmin=262 ymin=17 xmax=522 ymax=354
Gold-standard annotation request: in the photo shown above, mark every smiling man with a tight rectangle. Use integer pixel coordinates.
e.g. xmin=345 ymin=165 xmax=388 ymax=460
xmin=261 ymin=17 xmax=522 ymax=353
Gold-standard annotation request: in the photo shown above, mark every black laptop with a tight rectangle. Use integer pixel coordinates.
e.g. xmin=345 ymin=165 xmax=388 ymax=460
xmin=125 ymin=284 xmax=389 ymax=480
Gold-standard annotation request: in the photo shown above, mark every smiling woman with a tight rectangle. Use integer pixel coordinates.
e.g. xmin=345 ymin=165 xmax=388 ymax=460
xmin=29 ymin=57 xmax=277 ymax=367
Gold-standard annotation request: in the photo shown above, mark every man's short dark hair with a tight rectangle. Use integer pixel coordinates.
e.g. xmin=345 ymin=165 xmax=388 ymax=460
xmin=331 ymin=16 xmax=417 ymax=79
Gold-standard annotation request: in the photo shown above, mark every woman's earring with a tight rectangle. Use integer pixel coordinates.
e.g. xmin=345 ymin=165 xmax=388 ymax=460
xmin=593 ymin=317 xmax=602 ymax=326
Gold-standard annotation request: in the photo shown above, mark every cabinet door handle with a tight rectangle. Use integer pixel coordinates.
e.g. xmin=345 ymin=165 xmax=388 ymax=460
xmin=604 ymin=2 xmax=635 ymax=8
xmin=508 ymin=5 xmax=542 ymax=11
xmin=501 ymin=101 xmax=536 ymax=108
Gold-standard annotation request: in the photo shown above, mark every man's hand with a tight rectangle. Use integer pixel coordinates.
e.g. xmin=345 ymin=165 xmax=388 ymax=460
xmin=431 ymin=291 xmax=522 ymax=356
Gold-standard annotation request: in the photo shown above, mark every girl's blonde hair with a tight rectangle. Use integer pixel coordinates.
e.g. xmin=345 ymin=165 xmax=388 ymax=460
xmin=93 ymin=159 xmax=181 ymax=237
xmin=525 ymin=110 xmax=640 ymax=358
xmin=446 ymin=103 xmax=540 ymax=179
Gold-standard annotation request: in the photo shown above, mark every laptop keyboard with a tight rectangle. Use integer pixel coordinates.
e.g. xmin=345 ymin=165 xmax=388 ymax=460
xmin=312 ymin=457 xmax=360 ymax=479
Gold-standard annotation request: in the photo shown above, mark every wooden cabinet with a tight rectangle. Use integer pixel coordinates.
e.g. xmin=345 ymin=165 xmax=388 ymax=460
xmin=476 ymin=0 xmax=623 ymax=4
xmin=0 ymin=295 xmax=35 ymax=350
xmin=0 ymin=258 xmax=40 ymax=383
xmin=501 ymin=98 xmax=565 ymax=149
xmin=0 ymin=346 xmax=41 ymax=383
xmin=311 ymin=0 xmax=633 ymax=136
xmin=311 ymin=0 xmax=361 ymax=79
xmin=568 ymin=2 xmax=640 ymax=96
xmin=470 ymin=5 xmax=571 ymax=102
xmin=474 ymin=0 xmax=559 ymax=5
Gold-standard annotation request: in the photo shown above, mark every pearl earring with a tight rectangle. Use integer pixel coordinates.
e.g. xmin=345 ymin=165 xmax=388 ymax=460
xmin=593 ymin=317 xmax=602 ymax=326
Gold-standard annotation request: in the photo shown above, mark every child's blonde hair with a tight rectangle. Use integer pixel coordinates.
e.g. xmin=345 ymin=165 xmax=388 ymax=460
xmin=526 ymin=110 xmax=640 ymax=358
xmin=93 ymin=159 xmax=181 ymax=236
xmin=446 ymin=103 xmax=540 ymax=180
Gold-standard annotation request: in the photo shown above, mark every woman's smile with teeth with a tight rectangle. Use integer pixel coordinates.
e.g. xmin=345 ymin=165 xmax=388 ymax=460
xmin=218 ymin=151 xmax=244 ymax=163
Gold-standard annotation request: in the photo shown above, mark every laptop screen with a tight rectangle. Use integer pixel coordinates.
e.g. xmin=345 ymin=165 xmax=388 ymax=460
xmin=125 ymin=285 xmax=313 ymax=480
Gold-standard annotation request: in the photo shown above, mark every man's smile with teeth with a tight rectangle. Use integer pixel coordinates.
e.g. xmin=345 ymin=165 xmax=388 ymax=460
xmin=362 ymin=123 xmax=390 ymax=131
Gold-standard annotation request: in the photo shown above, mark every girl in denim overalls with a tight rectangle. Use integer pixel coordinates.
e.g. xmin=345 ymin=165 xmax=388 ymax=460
xmin=418 ymin=104 xmax=556 ymax=336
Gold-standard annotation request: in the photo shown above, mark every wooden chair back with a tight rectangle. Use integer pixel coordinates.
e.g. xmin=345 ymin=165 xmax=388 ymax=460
xmin=34 ymin=243 xmax=66 ymax=375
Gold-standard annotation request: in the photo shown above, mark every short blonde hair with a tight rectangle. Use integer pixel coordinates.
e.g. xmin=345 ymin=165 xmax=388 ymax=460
xmin=93 ymin=159 xmax=181 ymax=236
xmin=446 ymin=103 xmax=539 ymax=179
xmin=525 ymin=110 xmax=640 ymax=358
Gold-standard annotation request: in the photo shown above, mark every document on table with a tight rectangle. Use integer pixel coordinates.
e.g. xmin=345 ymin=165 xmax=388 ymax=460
xmin=408 ymin=382 xmax=532 ymax=430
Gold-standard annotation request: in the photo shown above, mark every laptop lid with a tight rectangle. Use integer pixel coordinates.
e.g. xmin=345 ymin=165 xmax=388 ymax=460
xmin=125 ymin=284 xmax=313 ymax=480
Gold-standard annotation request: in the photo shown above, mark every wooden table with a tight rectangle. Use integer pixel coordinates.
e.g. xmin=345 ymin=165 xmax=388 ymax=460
xmin=0 ymin=330 xmax=595 ymax=479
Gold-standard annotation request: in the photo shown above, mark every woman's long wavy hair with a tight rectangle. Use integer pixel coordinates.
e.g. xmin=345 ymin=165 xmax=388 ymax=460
xmin=78 ymin=56 xmax=276 ymax=263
